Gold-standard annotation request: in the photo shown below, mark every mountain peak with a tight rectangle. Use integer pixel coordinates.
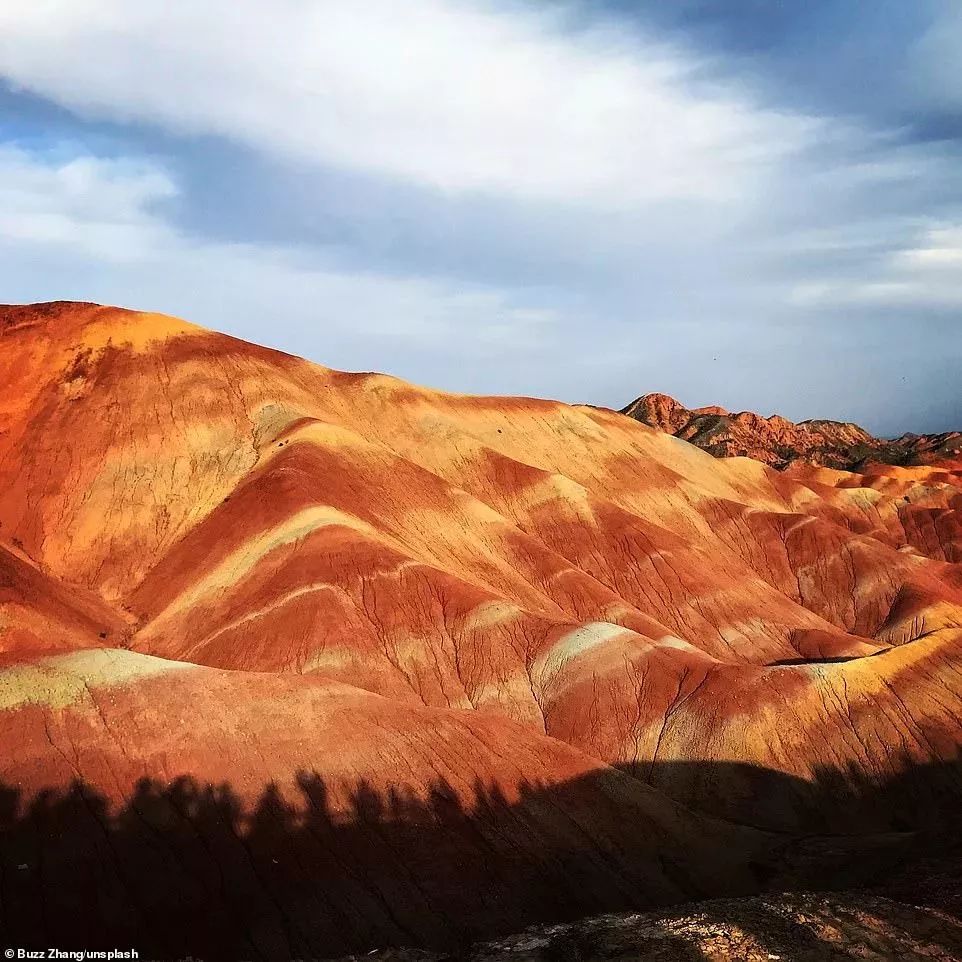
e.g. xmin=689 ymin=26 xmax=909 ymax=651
xmin=621 ymin=392 xmax=960 ymax=470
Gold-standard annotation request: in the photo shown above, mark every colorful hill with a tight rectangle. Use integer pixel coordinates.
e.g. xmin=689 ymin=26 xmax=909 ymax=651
xmin=2 ymin=302 xmax=962 ymax=958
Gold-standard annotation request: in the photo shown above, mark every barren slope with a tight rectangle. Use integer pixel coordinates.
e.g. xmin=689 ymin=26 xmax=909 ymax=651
xmin=2 ymin=302 xmax=962 ymax=957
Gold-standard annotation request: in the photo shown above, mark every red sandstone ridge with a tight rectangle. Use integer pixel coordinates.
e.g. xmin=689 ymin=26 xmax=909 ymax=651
xmin=2 ymin=302 xmax=962 ymax=959
xmin=622 ymin=391 xmax=962 ymax=470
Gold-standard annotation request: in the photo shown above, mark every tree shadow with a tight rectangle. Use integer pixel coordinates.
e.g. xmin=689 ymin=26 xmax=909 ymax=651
xmin=0 ymin=756 xmax=960 ymax=960
xmin=621 ymin=755 xmax=962 ymax=837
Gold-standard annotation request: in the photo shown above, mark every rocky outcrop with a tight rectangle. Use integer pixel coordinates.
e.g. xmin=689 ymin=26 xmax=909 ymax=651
xmin=621 ymin=392 xmax=962 ymax=470
xmin=346 ymin=893 xmax=962 ymax=961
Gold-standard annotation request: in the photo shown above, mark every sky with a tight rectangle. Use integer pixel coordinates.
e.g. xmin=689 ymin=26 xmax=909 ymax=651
xmin=0 ymin=1 xmax=960 ymax=435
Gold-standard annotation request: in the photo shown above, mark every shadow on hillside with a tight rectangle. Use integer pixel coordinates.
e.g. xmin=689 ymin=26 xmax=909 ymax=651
xmin=0 ymin=757 xmax=960 ymax=961
xmin=623 ymin=755 xmax=962 ymax=837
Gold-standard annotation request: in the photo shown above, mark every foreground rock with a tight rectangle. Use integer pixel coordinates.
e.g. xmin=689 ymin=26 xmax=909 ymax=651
xmin=344 ymin=892 xmax=962 ymax=962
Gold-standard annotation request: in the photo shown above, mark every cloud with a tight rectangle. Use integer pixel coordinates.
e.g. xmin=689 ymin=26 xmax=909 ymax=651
xmin=0 ymin=143 xmax=563 ymax=375
xmin=0 ymin=0 xmax=818 ymax=205
xmin=0 ymin=1 xmax=960 ymax=434
xmin=906 ymin=3 xmax=962 ymax=114
xmin=901 ymin=225 xmax=962 ymax=268
xmin=0 ymin=144 xmax=175 ymax=260
xmin=787 ymin=222 xmax=962 ymax=311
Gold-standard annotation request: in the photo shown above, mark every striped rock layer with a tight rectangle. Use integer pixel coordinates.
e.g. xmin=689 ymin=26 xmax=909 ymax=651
xmin=1 ymin=302 xmax=961 ymax=958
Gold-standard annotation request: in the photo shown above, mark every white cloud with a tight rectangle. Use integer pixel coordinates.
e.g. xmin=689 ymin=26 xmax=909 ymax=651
xmin=1 ymin=2 xmax=960 ymax=431
xmin=0 ymin=0 xmax=817 ymax=205
xmin=0 ymin=145 xmax=175 ymax=260
xmin=0 ymin=143 xmax=563 ymax=369
xmin=789 ymin=223 xmax=962 ymax=309
xmin=899 ymin=226 xmax=962 ymax=268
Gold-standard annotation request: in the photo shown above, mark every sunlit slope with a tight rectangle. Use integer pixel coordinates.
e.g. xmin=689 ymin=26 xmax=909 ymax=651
xmin=787 ymin=460 xmax=962 ymax=564
xmin=2 ymin=301 xmax=962 ymax=837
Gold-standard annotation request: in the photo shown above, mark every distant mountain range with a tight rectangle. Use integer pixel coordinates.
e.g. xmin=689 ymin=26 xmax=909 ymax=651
xmin=622 ymin=392 xmax=962 ymax=470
